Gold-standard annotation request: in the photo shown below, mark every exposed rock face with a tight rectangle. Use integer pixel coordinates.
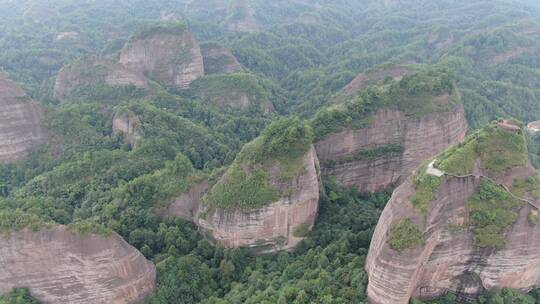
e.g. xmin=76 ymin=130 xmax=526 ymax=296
xmin=201 ymin=44 xmax=242 ymax=75
xmin=197 ymin=146 xmax=320 ymax=252
xmin=112 ymin=110 xmax=143 ymax=148
xmin=365 ymin=128 xmax=540 ymax=303
xmin=341 ymin=64 xmax=416 ymax=96
xmin=119 ymin=30 xmax=204 ymax=89
xmin=198 ymin=90 xmax=275 ymax=113
xmin=226 ymin=0 xmax=259 ymax=33
xmin=0 ymin=75 xmax=47 ymax=163
xmin=53 ymin=57 xmax=149 ymax=101
xmin=0 ymin=226 xmax=156 ymax=304
xmin=314 ymin=104 xmax=468 ymax=192
xmin=154 ymin=181 xmax=209 ymax=221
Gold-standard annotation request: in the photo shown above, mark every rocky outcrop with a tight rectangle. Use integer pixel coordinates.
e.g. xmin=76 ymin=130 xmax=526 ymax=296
xmin=53 ymin=57 xmax=149 ymax=101
xmin=119 ymin=27 xmax=204 ymax=90
xmin=0 ymin=226 xmax=155 ymax=304
xmin=0 ymin=75 xmax=47 ymax=163
xmin=201 ymin=43 xmax=242 ymax=75
xmin=365 ymin=125 xmax=540 ymax=304
xmin=154 ymin=181 xmax=209 ymax=221
xmin=315 ymin=104 xmax=468 ymax=192
xmin=112 ymin=110 xmax=143 ymax=148
xmin=341 ymin=64 xmax=416 ymax=96
xmin=197 ymin=146 xmax=320 ymax=252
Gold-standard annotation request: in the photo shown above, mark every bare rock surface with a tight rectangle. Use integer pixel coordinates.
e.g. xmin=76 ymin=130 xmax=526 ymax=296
xmin=201 ymin=44 xmax=243 ymax=75
xmin=197 ymin=146 xmax=320 ymax=252
xmin=53 ymin=57 xmax=149 ymax=101
xmin=112 ymin=110 xmax=143 ymax=148
xmin=315 ymin=104 xmax=468 ymax=192
xmin=119 ymin=30 xmax=204 ymax=89
xmin=0 ymin=75 xmax=47 ymax=163
xmin=366 ymin=135 xmax=540 ymax=303
xmin=226 ymin=0 xmax=259 ymax=33
xmin=154 ymin=181 xmax=209 ymax=221
xmin=0 ymin=226 xmax=156 ymax=304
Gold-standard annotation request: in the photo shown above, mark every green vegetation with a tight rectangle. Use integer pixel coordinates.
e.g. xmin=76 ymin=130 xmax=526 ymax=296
xmin=411 ymin=171 xmax=442 ymax=213
xmin=292 ymin=221 xmax=311 ymax=238
xmin=0 ymin=288 xmax=40 ymax=304
xmin=438 ymin=122 xmax=528 ymax=175
xmin=387 ymin=219 xmax=424 ymax=252
xmin=512 ymin=175 xmax=540 ymax=199
xmin=129 ymin=22 xmax=187 ymax=42
xmin=468 ymin=180 xmax=523 ymax=249
xmin=68 ymin=220 xmax=112 ymax=236
xmin=204 ymin=117 xmax=313 ymax=210
xmin=325 ymin=144 xmax=405 ymax=168
xmin=0 ymin=209 xmax=50 ymax=234
xmin=203 ymin=163 xmax=280 ymax=211
xmin=312 ymin=69 xmax=459 ymax=140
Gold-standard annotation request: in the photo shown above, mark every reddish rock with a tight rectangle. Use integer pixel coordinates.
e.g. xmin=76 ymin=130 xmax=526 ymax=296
xmin=119 ymin=28 xmax=204 ymax=89
xmin=201 ymin=44 xmax=243 ymax=75
xmin=341 ymin=64 xmax=416 ymax=96
xmin=0 ymin=75 xmax=47 ymax=163
xmin=315 ymin=104 xmax=468 ymax=192
xmin=112 ymin=110 xmax=143 ymax=148
xmin=197 ymin=146 xmax=320 ymax=252
xmin=226 ymin=0 xmax=259 ymax=33
xmin=0 ymin=226 xmax=156 ymax=304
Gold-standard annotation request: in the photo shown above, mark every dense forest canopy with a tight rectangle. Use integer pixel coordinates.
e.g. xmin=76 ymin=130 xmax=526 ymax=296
xmin=2 ymin=0 xmax=540 ymax=303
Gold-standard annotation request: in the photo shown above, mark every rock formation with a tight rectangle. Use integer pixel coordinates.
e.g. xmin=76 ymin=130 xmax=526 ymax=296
xmin=191 ymin=74 xmax=275 ymax=113
xmin=197 ymin=146 xmax=320 ymax=252
xmin=119 ymin=24 xmax=204 ymax=90
xmin=0 ymin=226 xmax=156 ymax=304
xmin=341 ymin=64 xmax=416 ymax=96
xmin=366 ymin=121 xmax=540 ymax=304
xmin=0 ymin=75 xmax=47 ymax=163
xmin=315 ymin=99 xmax=467 ymax=193
xmin=154 ymin=181 xmax=209 ymax=221
xmin=201 ymin=43 xmax=242 ymax=75
xmin=112 ymin=109 xmax=143 ymax=148
xmin=315 ymin=68 xmax=468 ymax=193
xmin=53 ymin=57 xmax=149 ymax=101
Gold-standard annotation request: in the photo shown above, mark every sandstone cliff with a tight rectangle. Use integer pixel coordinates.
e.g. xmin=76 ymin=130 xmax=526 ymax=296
xmin=315 ymin=101 xmax=467 ymax=193
xmin=0 ymin=75 xmax=47 ymax=163
xmin=191 ymin=74 xmax=275 ymax=113
xmin=366 ymin=122 xmax=540 ymax=303
xmin=119 ymin=24 xmax=204 ymax=90
xmin=53 ymin=57 xmax=149 ymax=101
xmin=112 ymin=109 xmax=143 ymax=148
xmin=314 ymin=69 xmax=468 ymax=192
xmin=201 ymin=43 xmax=243 ymax=75
xmin=0 ymin=226 xmax=156 ymax=304
xmin=197 ymin=146 xmax=319 ymax=252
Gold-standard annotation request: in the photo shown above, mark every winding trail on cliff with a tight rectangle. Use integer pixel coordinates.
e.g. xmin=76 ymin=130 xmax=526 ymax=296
xmin=426 ymin=160 xmax=540 ymax=210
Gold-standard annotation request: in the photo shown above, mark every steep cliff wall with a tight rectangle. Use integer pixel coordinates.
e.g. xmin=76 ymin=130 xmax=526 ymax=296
xmin=201 ymin=43 xmax=242 ymax=75
xmin=197 ymin=146 xmax=319 ymax=252
xmin=112 ymin=110 xmax=143 ymax=148
xmin=0 ymin=75 xmax=47 ymax=163
xmin=0 ymin=226 xmax=156 ymax=304
xmin=315 ymin=104 xmax=467 ymax=192
xmin=119 ymin=26 xmax=204 ymax=90
xmin=226 ymin=0 xmax=258 ymax=33
xmin=54 ymin=57 xmax=149 ymax=101
xmin=366 ymin=123 xmax=540 ymax=304
xmin=341 ymin=64 xmax=416 ymax=96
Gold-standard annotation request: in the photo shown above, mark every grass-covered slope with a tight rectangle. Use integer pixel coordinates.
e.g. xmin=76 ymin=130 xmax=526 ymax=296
xmin=204 ymin=117 xmax=314 ymax=210
xmin=436 ymin=120 xmax=528 ymax=175
xmin=312 ymin=68 xmax=460 ymax=140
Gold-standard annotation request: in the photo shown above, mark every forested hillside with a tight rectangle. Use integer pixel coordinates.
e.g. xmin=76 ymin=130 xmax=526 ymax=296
xmin=2 ymin=0 xmax=540 ymax=303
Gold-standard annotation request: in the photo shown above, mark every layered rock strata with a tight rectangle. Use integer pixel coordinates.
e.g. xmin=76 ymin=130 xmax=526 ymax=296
xmin=197 ymin=146 xmax=320 ymax=252
xmin=119 ymin=29 xmax=204 ymax=89
xmin=0 ymin=226 xmax=156 ymax=304
xmin=0 ymin=75 xmax=47 ymax=163
xmin=366 ymin=125 xmax=540 ymax=304
xmin=201 ymin=44 xmax=243 ymax=75
xmin=315 ymin=104 xmax=468 ymax=192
